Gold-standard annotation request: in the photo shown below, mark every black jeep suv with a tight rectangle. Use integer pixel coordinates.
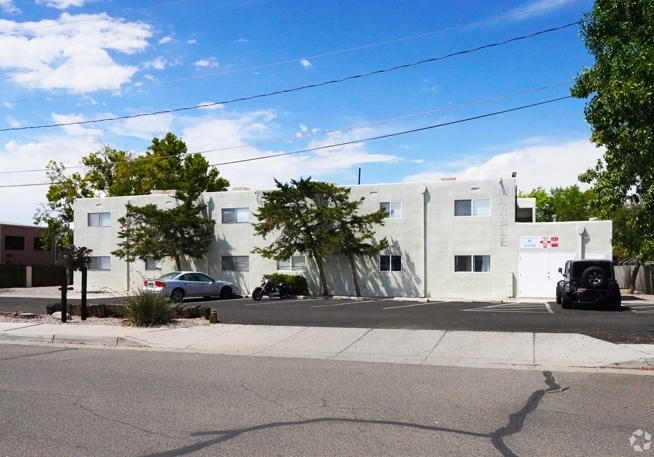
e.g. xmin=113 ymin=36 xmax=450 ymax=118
xmin=556 ymin=259 xmax=621 ymax=310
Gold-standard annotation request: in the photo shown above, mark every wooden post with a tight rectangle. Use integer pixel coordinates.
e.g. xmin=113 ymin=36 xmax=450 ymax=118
xmin=81 ymin=267 xmax=87 ymax=321
xmin=60 ymin=266 xmax=67 ymax=323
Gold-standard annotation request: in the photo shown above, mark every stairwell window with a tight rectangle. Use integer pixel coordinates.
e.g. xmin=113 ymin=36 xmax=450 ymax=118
xmin=89 ymin=256 xmax=110 ymax=271
xmin=380 ymin=255 xmax=401 ymax=271
xmin=380 ymin=202 xmax=402 ymax=219
xmin=222 ymin=208 xmax=250 ymax=224
xmin=88 ymin=212 xmax=111 ymax=227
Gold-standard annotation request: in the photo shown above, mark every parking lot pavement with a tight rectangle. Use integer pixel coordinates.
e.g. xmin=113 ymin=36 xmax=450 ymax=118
xmin=2 ymin=295 xmax=654 ymax=343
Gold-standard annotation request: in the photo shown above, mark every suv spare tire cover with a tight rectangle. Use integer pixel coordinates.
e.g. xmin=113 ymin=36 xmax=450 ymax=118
xmin=581 ymin=266 xmax=607 ymax=288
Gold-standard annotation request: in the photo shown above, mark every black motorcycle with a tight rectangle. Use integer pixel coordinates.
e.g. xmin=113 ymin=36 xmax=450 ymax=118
xmin=252 ymin=276 xmax=290 ymax=300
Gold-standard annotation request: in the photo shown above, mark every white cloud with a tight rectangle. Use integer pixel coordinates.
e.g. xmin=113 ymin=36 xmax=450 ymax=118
xmin=235 ymin=38 xmax=248 ymax=43
xmin=0 ymin=132 xmax=102 ymax=224
xmin=187 ymin=39 xmax=196 ymax=44
xmin=312 ymin=128 xmax=319 ymax=133
xmin=0 ymin=13 xmax=152 ymax=92
xmin=158 ymin=36 xmax=173 ymax=44
xmin=0 ymin=0 xmax=19 ymax=13
xmin=300 ymin=124 xmax=307 ymax=132
xmin=143 ymin=57 xmax=168 ymax=70
xmin=36 ymin=0 xmax=87 ymax=9
xmin=3 ymin=102 xmax=12 ymax=109
xmin=300 ymin=59 xmax=311 ymax=68
xmin=107 ymin=113 xmax=174 ymax=140
xmin=51 ymin=113 xmax=104 ymax=136
xmin=195 ymin=58 xmax=218 ymax=68
xmin=402 ymin=139 xmax=604 ymax=191
xmin=6 ymin=116 xmax=20 ymax=127
xmin=409 ymin=159 xmax=424 ymax=164
xmin=507 ymin=0 xmax=575 ymax=19
xmin=143 ymin=74 xmax=157 ymax=81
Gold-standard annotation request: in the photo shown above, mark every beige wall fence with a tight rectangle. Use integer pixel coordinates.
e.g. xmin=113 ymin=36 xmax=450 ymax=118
xmin=615 ymin=264 xmax=654 ymax=294
xmin=0 ymin=265 xmax=65 ymax=288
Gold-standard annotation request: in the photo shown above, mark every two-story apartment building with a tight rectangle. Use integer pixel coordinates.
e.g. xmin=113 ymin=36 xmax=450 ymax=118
xmin=72 ymin=177 xmax=612 ymax=299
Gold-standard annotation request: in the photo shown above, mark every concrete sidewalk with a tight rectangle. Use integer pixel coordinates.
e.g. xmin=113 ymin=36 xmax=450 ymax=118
xmin=1 ymin=322 xmax=653 ymax=373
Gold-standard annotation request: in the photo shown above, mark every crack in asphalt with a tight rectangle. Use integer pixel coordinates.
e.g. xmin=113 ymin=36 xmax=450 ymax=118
xmin=0 ymin=348 xmax=74 ymax=362
xmin=140 ymin=371 xmax=561 ymax=457
xmin=74 ymin=398 xmax=177 ymax=439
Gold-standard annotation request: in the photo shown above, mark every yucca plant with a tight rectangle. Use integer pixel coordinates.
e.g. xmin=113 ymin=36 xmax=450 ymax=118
xmin=123 ymin=289 xmax=177 ymax=327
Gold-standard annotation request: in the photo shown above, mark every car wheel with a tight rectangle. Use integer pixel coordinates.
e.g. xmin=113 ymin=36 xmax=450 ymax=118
xmin=170 ymin=288 xmax=185 ymax=303
xmin=556 ymin=287 xmax=561 ymax=305
xmin=561 ymin=292 xmax=573 ymax=309
xmin=581 ymin=266 xmax=607 ymax=289
xmin=219 ymin=286 xmax=232 ymax=300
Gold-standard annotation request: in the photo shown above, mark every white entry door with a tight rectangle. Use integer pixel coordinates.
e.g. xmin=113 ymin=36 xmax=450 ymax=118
xmin=519 ymin=251 xmax=575 ymax=297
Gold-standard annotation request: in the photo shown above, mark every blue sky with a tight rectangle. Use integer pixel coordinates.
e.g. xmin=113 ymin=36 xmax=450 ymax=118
xmin=0 ymin=0 xmax=603 ymax=224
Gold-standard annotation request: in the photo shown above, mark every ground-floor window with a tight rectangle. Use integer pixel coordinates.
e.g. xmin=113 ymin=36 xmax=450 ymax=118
xmin=89 ymin=256 xmax=110 ymax=271
xmin=380 ymin=255 xmax=401 ymax=271
xmin=222 ymin=255 xmax=249 ymax=271
xmin=277 ymin=255 xmax=306 ymax=271
xmin=144 ymin=257 xmax=162 ymax=271
xmin=455 ymin=255 xmax=491 ymax=272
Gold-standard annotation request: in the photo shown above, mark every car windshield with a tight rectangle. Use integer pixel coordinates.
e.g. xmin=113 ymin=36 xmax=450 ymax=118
xmin=158 ymin=272 xmax=181 ymax=280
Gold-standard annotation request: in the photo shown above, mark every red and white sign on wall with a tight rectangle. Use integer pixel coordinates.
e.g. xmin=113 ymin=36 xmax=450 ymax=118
xmin=520 ymin=236 xmax=559 ymax=249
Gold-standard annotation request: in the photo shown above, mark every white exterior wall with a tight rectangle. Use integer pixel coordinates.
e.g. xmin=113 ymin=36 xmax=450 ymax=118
xmin=73 ymin=178 xmax=613 ymax=299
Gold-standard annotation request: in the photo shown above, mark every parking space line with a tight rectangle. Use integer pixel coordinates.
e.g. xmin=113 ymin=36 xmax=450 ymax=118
xmin=462 ymin=302 xmax=551 ymax=313
xmin=310 ymin=303 xmax=350 ymax=308
xmin=544 ymin=302 xmax=555 ymax=314
xmin=382 ymin=302 xmax=440 ymax=310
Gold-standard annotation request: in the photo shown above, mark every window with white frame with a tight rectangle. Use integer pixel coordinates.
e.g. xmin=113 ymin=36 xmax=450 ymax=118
xmin=88 ymin=212 xmax=111 ymax=227
xmin=277 ymin=255 xmax=306 ymax=271
xmin=454 ymin=199 xmax=490 ymax=216
xmin=380 ymin=255 xmax=401 ymax=271
xmin=454 ymin=255 xmax=491 ymax=272
xmin=222 ymin=255 xmax=249 ymax=271
xmin=144 ymin=257 xmax=162 ymax=270
xmin=89 ymin=256 xmax=110 ymax=271
xmin=221 ymin=207 xmax=250 ymax=224
xmin=380 ymin=202 xmax=402 ymax=219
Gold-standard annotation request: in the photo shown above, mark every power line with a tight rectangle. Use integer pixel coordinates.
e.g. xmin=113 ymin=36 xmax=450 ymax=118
xmin=0 ymin=95 xmax=572 ymax=189
xmin=0 ymin=1 xmax=586 ymax=105
xmin=209 ymin=96 xmax=573 ymax=167
xmin=0 ymin=81 xmax=573 ymax=175
xmin=0 ymin=22 xmax=578 ymax=133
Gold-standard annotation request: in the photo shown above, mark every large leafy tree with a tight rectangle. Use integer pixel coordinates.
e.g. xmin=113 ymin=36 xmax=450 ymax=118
xmin=252 ymin=177 xmax=388 ymax=296
xmin=111 ymin=188 xmax=216 ymax=271
xmin=519 ymin=185 xmax=597 ymax=222
xmin=35 ymin=133 xmax=229 ymax=255
xmin=570 ymin=0 xmax=654 ymax=286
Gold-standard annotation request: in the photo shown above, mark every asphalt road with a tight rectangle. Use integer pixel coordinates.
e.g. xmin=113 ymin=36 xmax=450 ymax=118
xmin=1 ymin=345 xmax=651 ymax=457
xmin=2 ymin=295 xmax=654 ymax=344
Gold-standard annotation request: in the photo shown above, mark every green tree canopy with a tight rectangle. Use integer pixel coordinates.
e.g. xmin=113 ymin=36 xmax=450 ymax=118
xmin=252 ymin=177 xmax=388 ymax=296
xmin=519 ymin=185 xmax=597 ymax=222
xmin=570 ymin=0 xmax=654 ymax=283
xmin=34 ymin=133 xmax=229 ymax=255
xmin=111 ymin=188 xmax=216 ymax=271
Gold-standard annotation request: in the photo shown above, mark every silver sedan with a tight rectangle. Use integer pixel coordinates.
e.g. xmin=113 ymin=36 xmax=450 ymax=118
xmin=143 ymin=271 xmax=239 ymax=303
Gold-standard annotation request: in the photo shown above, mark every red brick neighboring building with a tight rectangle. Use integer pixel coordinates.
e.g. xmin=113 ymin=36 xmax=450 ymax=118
xmin=0 ymin=222 xmax=55 ymax=265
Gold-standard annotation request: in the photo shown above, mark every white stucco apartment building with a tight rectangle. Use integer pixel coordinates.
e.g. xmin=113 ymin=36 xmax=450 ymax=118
xmin=73 ymin=177 xmax=612 ymax=299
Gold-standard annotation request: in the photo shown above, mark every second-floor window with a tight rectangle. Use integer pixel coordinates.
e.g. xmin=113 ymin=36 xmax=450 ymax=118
xmin=380 ymin=202 xmax=402 ymax=219
xmin=5 ymin=236 xmax=24 ymax=250
xmin=88 ymin=212 xmax=111 ymax=227
xmin=454 ymin=199 xmax=491 ymax=217
xmin=222 ymin=207 xmax=250 ymax=224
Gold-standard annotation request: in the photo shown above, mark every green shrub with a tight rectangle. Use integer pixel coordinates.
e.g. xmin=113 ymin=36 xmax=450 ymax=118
xmin=123 ymin=290 xmax=177 ymax=327
xmin=266 ymin=273 xmax=309 ymax=295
